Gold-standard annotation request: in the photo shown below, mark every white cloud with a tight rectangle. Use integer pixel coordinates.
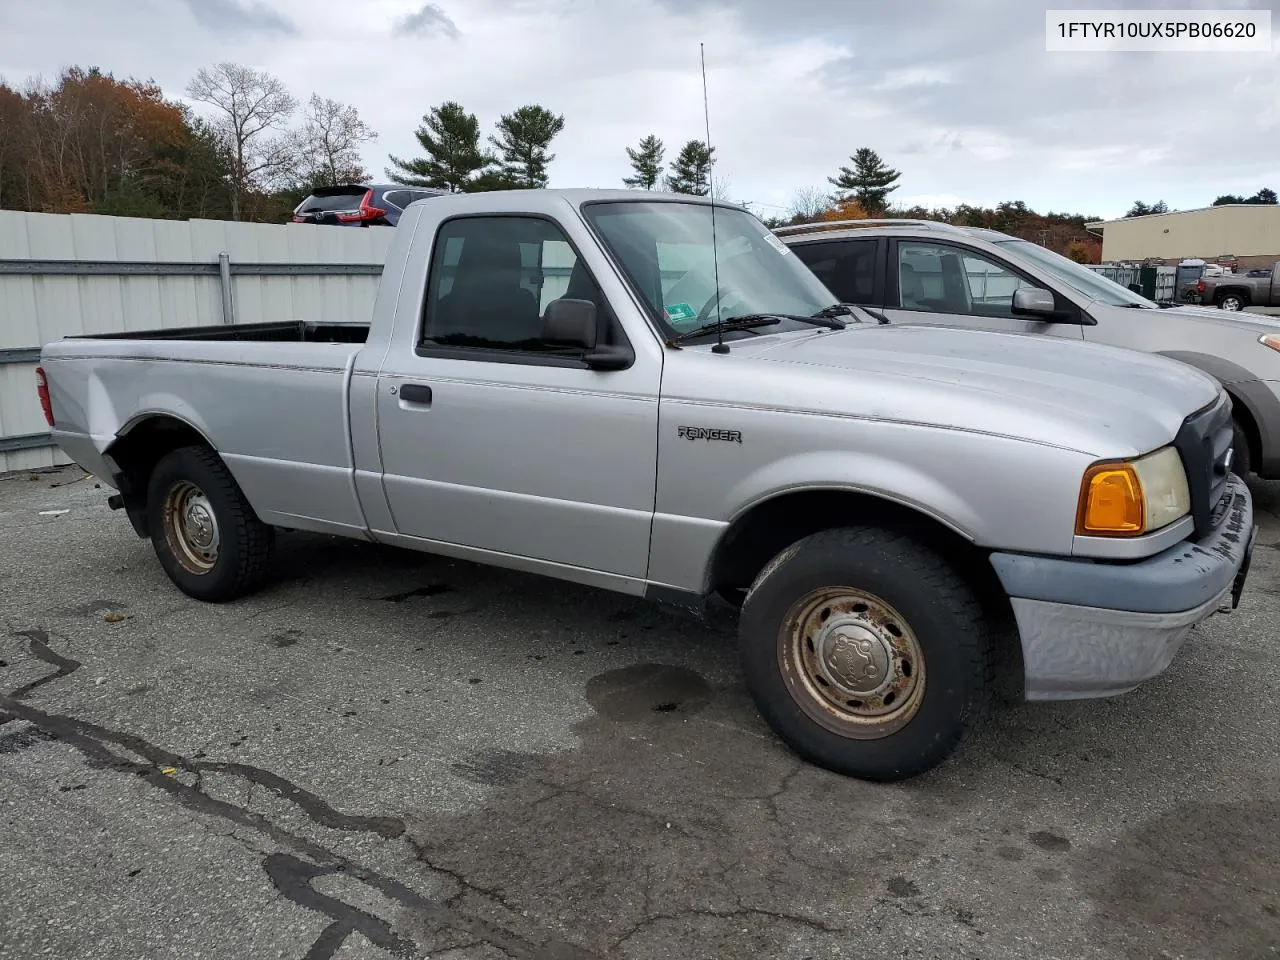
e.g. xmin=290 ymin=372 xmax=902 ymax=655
xmin=897 ymin=193 xmax=994 ymax=210
xmin=1 ymin=0 xmax=1277 ymax=218
xmin=873 ymin=67 xmax=953 ymax=91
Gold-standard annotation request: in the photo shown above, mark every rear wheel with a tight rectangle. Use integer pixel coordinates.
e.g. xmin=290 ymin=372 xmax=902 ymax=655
xmin=145 ymin=446 xmax=275 ymax=602
xmin=1217 ymin=292 xmax=1247 ymax=311
xmin=738 ymin=527 xmax=990 ymax=781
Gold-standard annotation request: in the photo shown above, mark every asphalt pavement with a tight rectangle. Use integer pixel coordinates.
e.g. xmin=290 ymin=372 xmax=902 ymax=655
xmin=1 ymin=465 xmax=1277 ymax=960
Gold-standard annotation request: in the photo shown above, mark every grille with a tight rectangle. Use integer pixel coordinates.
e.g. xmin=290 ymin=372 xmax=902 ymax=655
xmin=1172 ymin=392 xmax=1234 ymax=538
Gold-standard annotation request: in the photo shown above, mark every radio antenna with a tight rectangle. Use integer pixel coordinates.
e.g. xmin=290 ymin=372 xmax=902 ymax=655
xmin=701 ymin=42 xmax=728 ymax=355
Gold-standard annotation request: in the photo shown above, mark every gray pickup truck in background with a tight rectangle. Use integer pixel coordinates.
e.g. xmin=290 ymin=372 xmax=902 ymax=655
xmin=780 ymin=220 xmax=1280 ymax=479
xmin=37 ymin=190 xmax=1255 ymax=782
xmin=1194 ymin=261 xmax=1279 ymax=311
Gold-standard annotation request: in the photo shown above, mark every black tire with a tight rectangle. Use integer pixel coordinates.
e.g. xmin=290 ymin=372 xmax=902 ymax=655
xmin=738 ymin=527 xmax=990 ymax=782
xmin=145 ymin=445 xmax=275 ymax=602
xmin=1232 ymin=418 xmax=1253 ymax=479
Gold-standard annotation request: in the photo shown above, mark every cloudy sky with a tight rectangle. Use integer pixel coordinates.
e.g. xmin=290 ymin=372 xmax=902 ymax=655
xmin=1 ymin=0 xmax=1277 ymax=220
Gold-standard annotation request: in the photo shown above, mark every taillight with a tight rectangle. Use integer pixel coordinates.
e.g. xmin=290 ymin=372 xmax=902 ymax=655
xmin=290 ymin=214 xmax=306 ymax=222
xmin=336 ymin=190 xmax=386 ymax=224
xmin=35 ymin=366 xmax=54 ymax=426
xmin=1196 ymin=280 xmax=1206 ymax=292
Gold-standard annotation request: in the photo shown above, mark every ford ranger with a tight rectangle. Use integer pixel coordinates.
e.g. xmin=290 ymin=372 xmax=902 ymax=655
xmin=36 ymin=190 xmax=1256 ymax=782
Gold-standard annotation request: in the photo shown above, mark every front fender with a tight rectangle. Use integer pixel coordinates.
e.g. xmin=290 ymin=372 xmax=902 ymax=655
xmin=722 ymin=449 xmax=985 ymax=542
xmin=648 ymin=421 xmax=1092 ymax=593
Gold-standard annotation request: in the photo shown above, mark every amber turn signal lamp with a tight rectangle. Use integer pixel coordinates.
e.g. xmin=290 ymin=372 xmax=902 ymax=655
xmin=1076 ymin=463 xmax=1145 ymax=536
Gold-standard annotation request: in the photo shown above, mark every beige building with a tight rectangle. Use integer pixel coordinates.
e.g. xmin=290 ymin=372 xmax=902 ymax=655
xmin=1086 ymin=204 xmax=1280 ymax=269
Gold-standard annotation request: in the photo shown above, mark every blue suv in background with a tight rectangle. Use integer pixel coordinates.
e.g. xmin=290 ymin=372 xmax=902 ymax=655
xmin=290 ymin=183 xmax=447 ymax=227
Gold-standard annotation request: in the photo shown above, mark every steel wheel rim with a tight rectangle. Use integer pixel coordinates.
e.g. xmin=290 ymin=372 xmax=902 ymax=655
xmin=778 ymin=586 xmax=926 ymax=740
xmin=162 ymin=480 xmax=219 ymax=574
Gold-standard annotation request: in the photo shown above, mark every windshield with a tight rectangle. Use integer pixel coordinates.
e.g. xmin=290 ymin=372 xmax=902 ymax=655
xmin=994 ymin=238 xmax=1156 ymax=307
xmin=581 ymin=200 xmax=835 ymax=339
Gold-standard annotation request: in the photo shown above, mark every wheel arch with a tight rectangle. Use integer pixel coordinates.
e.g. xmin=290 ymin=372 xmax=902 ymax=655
xmin=705 ymin=487 xmax=1023 ymax=697
xmin=103 ymin=413 xmax=218 ymax=538
xmin=1153 ymin=351 xmax=1265 ymax=471
xmin=1214 ymin=285 xmax=1251 ymax=305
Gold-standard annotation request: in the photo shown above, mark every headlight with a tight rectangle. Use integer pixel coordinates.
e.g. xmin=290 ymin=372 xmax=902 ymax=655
xmin=1075 ymin=446 xmax=1190 ymax=537
xmin=1260 ymin=334 xmax=1280 ymax=353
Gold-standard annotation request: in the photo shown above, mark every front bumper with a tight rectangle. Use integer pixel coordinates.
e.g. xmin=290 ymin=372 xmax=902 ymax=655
xmin=990 ymin=475 xmax=1255 ymax=700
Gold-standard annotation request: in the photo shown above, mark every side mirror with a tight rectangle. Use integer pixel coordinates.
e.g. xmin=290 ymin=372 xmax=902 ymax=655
xmin=1011 ymin=287 xmax=1057 ymax=317
xmin=544 ymin=298 xmax=598 ymax=349
xmin=543 ymin=298 xmax=634 ymax=370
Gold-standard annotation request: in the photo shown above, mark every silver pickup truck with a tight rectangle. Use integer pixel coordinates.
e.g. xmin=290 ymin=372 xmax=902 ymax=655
xmin=37 ymin=189 xmax=1256 ymax=782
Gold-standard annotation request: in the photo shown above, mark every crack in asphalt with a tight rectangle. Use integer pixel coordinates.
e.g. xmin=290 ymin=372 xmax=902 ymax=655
xmin=0 ymin=635 xmax=598 ymax=960
xmin=7 ymin=629 xmax=82 ymax=701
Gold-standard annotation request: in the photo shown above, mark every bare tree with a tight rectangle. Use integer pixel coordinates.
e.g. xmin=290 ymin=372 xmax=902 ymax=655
xmin=787 ymin=186 xmax=832 ymax=223
xmin=186 ymin=62 xmax=296 ymax=219
xmin=298 ymin=94 xmax=376 ymax=188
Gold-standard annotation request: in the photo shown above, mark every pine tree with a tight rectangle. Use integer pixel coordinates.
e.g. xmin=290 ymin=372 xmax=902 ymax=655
xmin=666 ymin=140 xmax=714 ymax=196
xmin=488 ymin=104 xmax=565 ymax=188
xmin=828 ymin=148 xmax=901 ymax=215
xmin=386 ymin=101 xmax=495 ymax=193
xmin=623 ymin=135 xmax=665 ymax=189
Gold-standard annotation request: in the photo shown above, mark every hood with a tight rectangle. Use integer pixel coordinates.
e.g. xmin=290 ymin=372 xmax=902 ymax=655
xmin=677 ymin=324 xmax=1221 ymax=458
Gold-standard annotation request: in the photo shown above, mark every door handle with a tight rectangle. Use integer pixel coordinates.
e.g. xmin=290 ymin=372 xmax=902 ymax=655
xmin=399 ymin=383 xmax=432 ymax=405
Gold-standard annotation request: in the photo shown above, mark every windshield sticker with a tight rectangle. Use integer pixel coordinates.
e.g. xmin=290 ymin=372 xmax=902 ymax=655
xmin=762 ymin=231 xmax=792 ymax=256
xmin=664 ymin=302 xmax=697 ymax=325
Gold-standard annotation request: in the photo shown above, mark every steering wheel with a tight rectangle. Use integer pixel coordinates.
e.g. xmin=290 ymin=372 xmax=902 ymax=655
xmin=695 ymin=288 xmax=745 ymax=324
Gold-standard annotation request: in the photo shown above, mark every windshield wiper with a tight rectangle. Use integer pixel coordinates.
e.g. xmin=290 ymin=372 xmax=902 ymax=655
xmin=667 ymin=316 xmax=781 ymax=344
xmin=668 ymin=310 xmax=848 ymax=346
xmin=729 ymin=312 xmax=847 ymax=330
xmin=813 ymin=303 xmax=855 ymax=325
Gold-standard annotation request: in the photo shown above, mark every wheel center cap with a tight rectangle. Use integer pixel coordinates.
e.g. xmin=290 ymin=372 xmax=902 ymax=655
xmin=185 ymin=504 xmax=214 ymax=548
xmin=816 ymin=618 xmax=894 ymax=696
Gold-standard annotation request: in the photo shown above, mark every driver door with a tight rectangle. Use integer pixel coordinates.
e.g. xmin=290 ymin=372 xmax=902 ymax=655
xmin=375 ymin=213 xmax=662 ymax=579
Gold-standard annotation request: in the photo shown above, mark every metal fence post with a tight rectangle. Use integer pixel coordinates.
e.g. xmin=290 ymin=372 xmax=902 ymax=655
xmin=217 ymin=253 xmax=235 ymax=325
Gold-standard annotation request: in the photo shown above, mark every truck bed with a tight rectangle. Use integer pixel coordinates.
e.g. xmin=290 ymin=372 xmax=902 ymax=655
xmin=68 ymin=320 xmax=370 ymax=345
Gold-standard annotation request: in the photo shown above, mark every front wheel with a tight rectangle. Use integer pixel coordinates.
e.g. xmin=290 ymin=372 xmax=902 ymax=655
xmin=738 ymin=527 xmax=990 ymax=781
xmin=145 ymin=446 xmax=275 ymax=602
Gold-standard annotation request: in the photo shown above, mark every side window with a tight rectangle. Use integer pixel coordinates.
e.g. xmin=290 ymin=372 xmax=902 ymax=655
xmin=381 ymin=190 xmax=407 ymax=210
xmin=961 ymin=254 xmax=1034 ymax=309
xmin=421 ymin=216 xmax=611 ymax=357
xmin=896 ymin=242 xmax=1038 ymax=317
xmin=791 ymin=239 xmax=878 ymax=305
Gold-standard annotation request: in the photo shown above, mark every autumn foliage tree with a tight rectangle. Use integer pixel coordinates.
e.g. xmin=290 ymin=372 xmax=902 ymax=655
xmin=821 ymin=198 xmax=870 ymax=221
xmin=0 ymin=63 xmax=381 ymax=223
xmin=0 ymin=67 xmax=191 ymax=215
